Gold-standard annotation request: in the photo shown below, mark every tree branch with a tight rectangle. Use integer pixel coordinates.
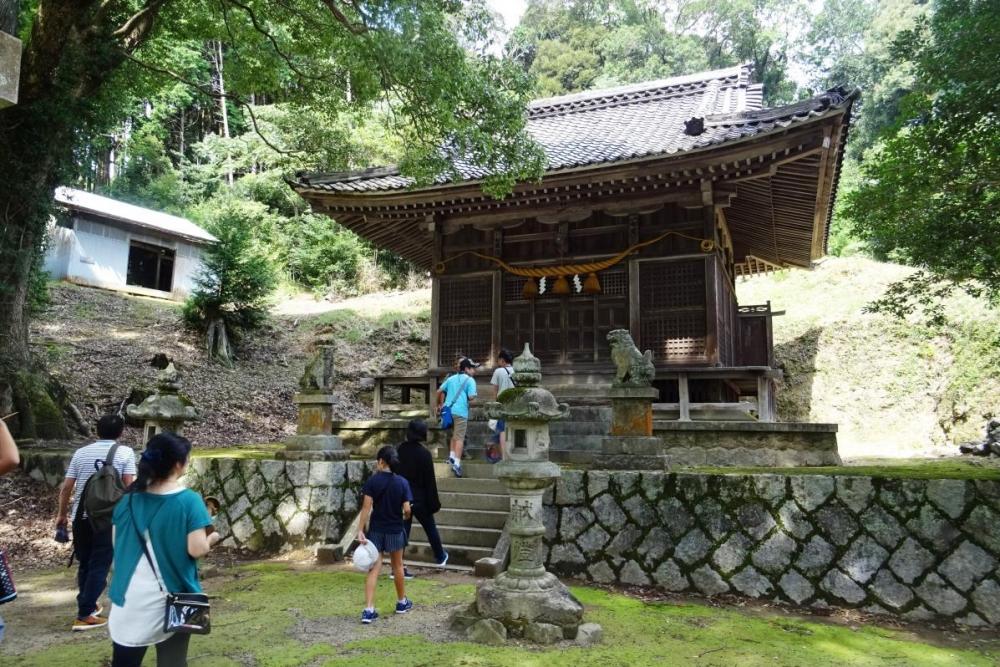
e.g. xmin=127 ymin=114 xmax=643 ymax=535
xmin=119 ymin=51 xmax=303 ymax=157
xmin=319 ymin=0 xmax=368 ymax=34
xmin=113 ymin=0 xmax=171 ymax=52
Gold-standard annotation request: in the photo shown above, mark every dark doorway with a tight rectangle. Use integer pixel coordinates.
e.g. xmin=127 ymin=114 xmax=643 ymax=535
xmin=127 ymin=241 xmax=175 ymax=292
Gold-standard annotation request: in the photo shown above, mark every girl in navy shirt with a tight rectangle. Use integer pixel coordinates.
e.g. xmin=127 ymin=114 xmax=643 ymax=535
xmin=357 ymin=446 xmax=413 ymax=624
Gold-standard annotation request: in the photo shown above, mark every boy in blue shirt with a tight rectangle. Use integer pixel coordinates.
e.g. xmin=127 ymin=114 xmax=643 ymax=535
xmin=436 ymin=357 xmax=478 ymax=477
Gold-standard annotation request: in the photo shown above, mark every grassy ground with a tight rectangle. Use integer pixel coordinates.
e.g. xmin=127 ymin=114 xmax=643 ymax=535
xmin=737 ymin=256 xmax=1000 ymax=456
xmin=2 ymin=562 xmax=998 ymax=666
xmin=689 ymin=458 xmax=1000 ymax=480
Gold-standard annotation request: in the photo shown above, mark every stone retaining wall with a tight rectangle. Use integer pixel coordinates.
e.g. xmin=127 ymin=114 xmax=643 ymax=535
xmin=542 ymin=470 xmax=1000 ymax=626
xmin=182 ymin=458 xmax=370 ymax=551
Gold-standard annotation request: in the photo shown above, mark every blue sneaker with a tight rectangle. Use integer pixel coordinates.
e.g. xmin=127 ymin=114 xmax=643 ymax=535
xmin=395 ymin=598 xmax=414 ymax=614
xmin=361 ymin=608 xmax=378 ymax=624
xmin=388 ymin=568 xmax=414 ymax=580
xmin=437 ymin=551 xmax=449 ymax=568
xmin=451 ymin=461 xmax=463 ymax=478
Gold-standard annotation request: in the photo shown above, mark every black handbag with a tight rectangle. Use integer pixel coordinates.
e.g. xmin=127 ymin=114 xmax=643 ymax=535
xmin=0 ymin=549 xmax=16 ymax=605
xmin=129 ymin=495 xmax=211 ymax=635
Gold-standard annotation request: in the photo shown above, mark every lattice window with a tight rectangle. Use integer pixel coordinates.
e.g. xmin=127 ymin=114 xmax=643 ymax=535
xmin=504 ymin=276 xmax=529 ymax=302
xmin=438 ymin=276 xmax=493 ymax=365
xmin=639 ymin=259 xmax=708 ymax=362
xmin=440 ymin=277 xmax=492 ymax=320
xmin=601 ymin=269 xmax=628 ymax=296
xmin=641 ymin=314 xmax=706 ymax=359
xmin=640 ymin=260 xmax=705 ymax=308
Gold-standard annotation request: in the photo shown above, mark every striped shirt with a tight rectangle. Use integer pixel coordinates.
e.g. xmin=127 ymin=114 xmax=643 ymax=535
xmin=66 ymin=440 xmax=137 ymax=519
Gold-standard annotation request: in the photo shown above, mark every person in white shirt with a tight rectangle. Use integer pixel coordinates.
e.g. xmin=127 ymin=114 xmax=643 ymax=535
xmin=489 ymin=349 xmax=516 ymax=458
xmin=54 ymin=415 xmax=136 ymax=630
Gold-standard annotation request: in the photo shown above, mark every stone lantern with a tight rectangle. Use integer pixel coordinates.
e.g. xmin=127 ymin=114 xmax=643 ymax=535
xmin=462 ymin=343 xmax=599 ymax=645
xmin=127 ymin=363 xmax=200 ymax=440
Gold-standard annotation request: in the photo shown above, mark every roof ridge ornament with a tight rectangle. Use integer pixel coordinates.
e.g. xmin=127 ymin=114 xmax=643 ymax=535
xmin=684 ymin=117 xmax=706 ymax=136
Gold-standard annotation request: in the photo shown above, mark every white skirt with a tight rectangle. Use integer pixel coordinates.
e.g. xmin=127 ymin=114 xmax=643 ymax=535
xmin=109 ymin=553 xmax=170 ymax=647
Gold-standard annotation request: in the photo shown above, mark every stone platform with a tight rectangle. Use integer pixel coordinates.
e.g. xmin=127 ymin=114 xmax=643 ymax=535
xmin=330 ymin=415 xmax=839 ymax=467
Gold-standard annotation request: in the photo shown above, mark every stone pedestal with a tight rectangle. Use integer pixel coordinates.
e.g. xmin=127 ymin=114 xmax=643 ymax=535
xmin=280 ymin=344 xmax=347 ymax=461
xmin=608 ymin=386 xmax=658 ymax=436
xmin=598 ymin=385 xmax=667 ymax=470
xmin=0 ymin=31 xmax=21 ymax=109
xmin=279 ymin=394 xmax=347 ymax=461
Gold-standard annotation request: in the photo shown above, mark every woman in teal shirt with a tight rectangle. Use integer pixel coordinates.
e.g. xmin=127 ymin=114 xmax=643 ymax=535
xmin=108 ymin=433 xmax=218 ymax=667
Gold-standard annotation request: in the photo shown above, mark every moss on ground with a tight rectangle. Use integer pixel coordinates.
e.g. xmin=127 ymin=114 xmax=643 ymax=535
xmin=3 ymin=563 xmax=997 ymax=666
xmin=190 ymin=443 xmax=285 ymax=460
xmin=688 ymin=458 xmax=1000 ymax=481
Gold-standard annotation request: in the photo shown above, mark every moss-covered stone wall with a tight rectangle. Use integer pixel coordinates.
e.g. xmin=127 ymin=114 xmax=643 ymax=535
xmin=182 ymin=458 xmax=371 ymax=552
xmin=542 ymin=470 xmax=1000 ymax=626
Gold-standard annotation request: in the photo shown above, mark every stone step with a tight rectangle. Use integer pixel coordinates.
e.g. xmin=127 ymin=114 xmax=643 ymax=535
xmin=432 ymin=461 xmax=498 ymax=479
xmin=403 ymin=540 xmax=493 ymax=568
xmin=436 ymin=508 xmax=508 ymax=529
xmin=411 ymin=524 xmax=501 ymax=548
xmin=436 ymin=476 xmax=507 ymax=494
xmin=438 ymin=491 xmax=509 ymax=512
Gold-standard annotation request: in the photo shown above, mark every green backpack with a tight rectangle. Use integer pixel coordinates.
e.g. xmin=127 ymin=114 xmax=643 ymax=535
xmin=79 ymin=444 xmax=128 ymax=532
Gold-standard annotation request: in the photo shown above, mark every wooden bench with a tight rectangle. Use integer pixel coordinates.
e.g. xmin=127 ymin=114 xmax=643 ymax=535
xmin=372 ymin=374 xmax=439 ymax=417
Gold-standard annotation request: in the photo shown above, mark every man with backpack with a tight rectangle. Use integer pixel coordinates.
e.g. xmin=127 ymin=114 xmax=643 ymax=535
xmin=54 ymin=415 xmax=135 ymax=631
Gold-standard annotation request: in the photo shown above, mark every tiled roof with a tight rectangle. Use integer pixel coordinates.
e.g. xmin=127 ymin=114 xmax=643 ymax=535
xmin=55 ymin=187 xmax=217 ymax=244
xmin=294 ymin=64 xmax=851 ymax=195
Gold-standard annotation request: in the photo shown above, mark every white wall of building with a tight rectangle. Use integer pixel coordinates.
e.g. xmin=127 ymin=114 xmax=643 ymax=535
xmin=43 ymin=215 xmax=207 ymax=300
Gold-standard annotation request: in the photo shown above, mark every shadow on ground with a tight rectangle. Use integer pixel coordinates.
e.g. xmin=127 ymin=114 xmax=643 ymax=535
xmin=2 ymin=561 xmax=998 ymax=666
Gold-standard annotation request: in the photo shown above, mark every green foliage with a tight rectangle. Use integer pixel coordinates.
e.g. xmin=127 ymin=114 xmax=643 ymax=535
xmin=844 ymin=0 xmax=1000 ymax=307
xmin=182 ymin=196 xmax=279 ymax=335
xmin=510 ymin=0 xmax=804 ymax=103
xmin=285 ymin=214 xmax=366 ymax=291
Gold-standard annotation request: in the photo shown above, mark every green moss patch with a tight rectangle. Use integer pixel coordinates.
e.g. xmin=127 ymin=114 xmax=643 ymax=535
xmin=686 ymin=458 xmax=1000 ymax=481
xmin=190 ymin=443 xmax=285 ymax=460
xmin=3 ymin=563 xmax=997 ymax=666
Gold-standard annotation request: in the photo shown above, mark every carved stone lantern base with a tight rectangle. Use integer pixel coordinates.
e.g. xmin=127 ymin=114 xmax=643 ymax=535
xmin=279 ymin=393 xmax=347 ymax=461
xmin=471 ymin=574 xmax=585 ymax=640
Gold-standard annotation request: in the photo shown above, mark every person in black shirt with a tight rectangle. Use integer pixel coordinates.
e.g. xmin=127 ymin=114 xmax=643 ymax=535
xmin=358 ymin=446 xmax=413 ymax=624
xmin=395 ymin=420 xmax=448 ymax=570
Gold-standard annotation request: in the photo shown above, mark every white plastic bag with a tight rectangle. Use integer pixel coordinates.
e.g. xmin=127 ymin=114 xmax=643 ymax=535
xmin=352 ymin=541 xmax=379 ymax=572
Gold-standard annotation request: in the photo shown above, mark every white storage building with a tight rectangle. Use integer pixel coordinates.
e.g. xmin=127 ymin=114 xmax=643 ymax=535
xmin=44 ymin=187 xmax=216 ymax=300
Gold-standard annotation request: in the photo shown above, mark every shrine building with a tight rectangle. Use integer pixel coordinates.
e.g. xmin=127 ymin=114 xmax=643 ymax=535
xmin=291 ymin=64 xmax=855 ymax=453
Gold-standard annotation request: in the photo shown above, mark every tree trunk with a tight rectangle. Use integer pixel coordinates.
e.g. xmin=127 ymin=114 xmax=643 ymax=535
xmin=206 ymin=318 xmax=233 ymax=367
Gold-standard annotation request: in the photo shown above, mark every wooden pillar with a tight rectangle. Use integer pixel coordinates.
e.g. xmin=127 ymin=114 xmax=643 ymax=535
xmin=627 ymin=213 xmax=641 ymax=343
xmin=757 ymin=375 xmax=774 ymax=423
xmin=678 ymin=373 xmax=691 ymax=422
xmin=429 ymin=217 xmax=442 ymax=369
xmin=701 ymin=180 xmax=720 ymax=366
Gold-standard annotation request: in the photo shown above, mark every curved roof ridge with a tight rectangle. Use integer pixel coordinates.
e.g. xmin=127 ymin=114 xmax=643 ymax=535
xmin=528 ymin=63 xmax=753 ymax=116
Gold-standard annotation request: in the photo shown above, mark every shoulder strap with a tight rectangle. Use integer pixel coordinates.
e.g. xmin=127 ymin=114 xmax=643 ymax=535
xmin=505 ymin=367 xmax=514 ymax=384
xmin=446 ymin=376 xmax=469 ymax=408
xmin=128 ymin=494 xmax=168 ymax=594
xmin=96 ymin=443 xmax=121 ymax=471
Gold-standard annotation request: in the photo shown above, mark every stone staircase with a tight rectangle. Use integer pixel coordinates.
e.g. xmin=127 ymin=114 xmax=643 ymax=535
xmin=460 ymin=405 xmax=611 ymax=464
xmin=403 ymin=461 xmax=509 ymax=570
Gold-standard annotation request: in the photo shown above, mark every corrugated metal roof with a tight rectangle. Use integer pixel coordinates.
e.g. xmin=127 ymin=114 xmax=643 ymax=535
xmin=54 ymin=188 xmax=217 ymax=244
xmin=292 ymin=64 xmax=853 ymax=195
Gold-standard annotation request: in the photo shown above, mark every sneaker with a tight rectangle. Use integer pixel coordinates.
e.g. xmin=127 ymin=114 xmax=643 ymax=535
xmin=361 ymin=608 xmax=379 ymax=624
xmin=437 ymin=551 xmax=449 ymax=568
xmin=395 ymin=598 xmax=414 ymax=614
xmin=447 ymin=454 xmax=456 ymax=465
xmin=389 ymin=568 xmax=414 ymax=580
xmin=72 ymin=615 xmax=108 ymax=631
xmin=451 ymin=462 xmax=463 ymax=478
